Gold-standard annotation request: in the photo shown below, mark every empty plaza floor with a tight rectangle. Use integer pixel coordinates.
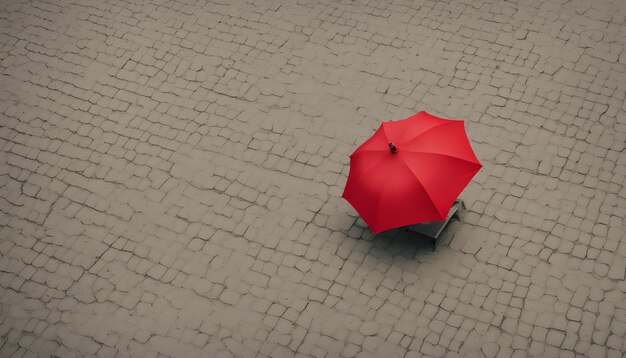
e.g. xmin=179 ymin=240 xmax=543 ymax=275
xmin=1 ymin=0 xmax=625 ymax=357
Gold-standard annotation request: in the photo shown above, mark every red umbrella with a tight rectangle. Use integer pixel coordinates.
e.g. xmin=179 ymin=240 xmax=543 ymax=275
xmin=342 ymin=111 xmax=482 ymax=234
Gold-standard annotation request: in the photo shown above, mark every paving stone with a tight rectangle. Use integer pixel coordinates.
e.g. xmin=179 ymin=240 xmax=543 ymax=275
xmin=359 ymin=321 xmax=379 ymax=336
xmin=218 ymin=290 xmax=240 ymax=306
xmin=0 ymin=0 xmax=625 ymax=357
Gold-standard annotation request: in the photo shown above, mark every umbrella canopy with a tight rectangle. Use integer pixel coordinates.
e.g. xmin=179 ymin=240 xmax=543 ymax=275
xmin=342 ymin=111 xmax=482 ymax=234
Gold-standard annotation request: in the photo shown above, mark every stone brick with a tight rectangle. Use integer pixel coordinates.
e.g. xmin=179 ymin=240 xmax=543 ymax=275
xmin=0 ymin=1 xmax=623 ymax=357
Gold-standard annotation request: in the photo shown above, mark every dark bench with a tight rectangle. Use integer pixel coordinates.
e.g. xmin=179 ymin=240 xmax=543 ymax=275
xmin=406 ymin=199 xmax=464 ymax=250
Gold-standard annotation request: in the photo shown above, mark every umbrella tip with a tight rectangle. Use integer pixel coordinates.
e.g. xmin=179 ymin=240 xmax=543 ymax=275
xmin=388 ymin=142 xmax=397 ymax=154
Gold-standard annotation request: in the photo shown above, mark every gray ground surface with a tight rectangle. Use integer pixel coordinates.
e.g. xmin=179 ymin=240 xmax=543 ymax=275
xmin=1 ymin=0 xmax=626 ymax=357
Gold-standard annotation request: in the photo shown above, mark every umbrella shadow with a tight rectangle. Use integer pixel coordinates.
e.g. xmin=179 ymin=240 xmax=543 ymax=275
xmin=350 ymin=229 xmax=430 ymax=262
xmin=350 ymin=219 xmax=462 ymax=262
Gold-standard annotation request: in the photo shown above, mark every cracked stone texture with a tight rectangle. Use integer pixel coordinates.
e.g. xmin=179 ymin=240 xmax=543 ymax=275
xmin=1 ymin=0 xmax=626 ymax=357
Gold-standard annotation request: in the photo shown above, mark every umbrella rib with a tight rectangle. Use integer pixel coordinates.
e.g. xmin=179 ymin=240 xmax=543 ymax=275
xmin=380 ymin=121 xmax=390 ymax=142
xmin=396 ymin=155 xmax=447 ymax=220
xmin=349 ymin=149 xmax=387 ymax=159
xmin=371 ymin=169 xmax=394 ymax=232
xmin=399 ymin=121 xmax=458 ymax=147
xmin=400 ymin=150 xmax=482 ymax=167
xmin=346 ymin=157 xmax=386 ymax=190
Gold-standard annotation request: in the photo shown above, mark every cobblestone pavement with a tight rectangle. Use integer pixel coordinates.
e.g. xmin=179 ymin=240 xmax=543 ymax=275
xmin=1 ymin=0 xmax=626 ymax=356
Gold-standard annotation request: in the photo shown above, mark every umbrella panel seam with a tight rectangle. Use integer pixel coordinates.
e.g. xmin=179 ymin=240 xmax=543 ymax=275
xmin=398 ymin=120 xmax=459 ymax=148
xmin=395 ymin=155 xmax=447 ymax=220
xmin=399 ymin=150 xmax=482 ymax=167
